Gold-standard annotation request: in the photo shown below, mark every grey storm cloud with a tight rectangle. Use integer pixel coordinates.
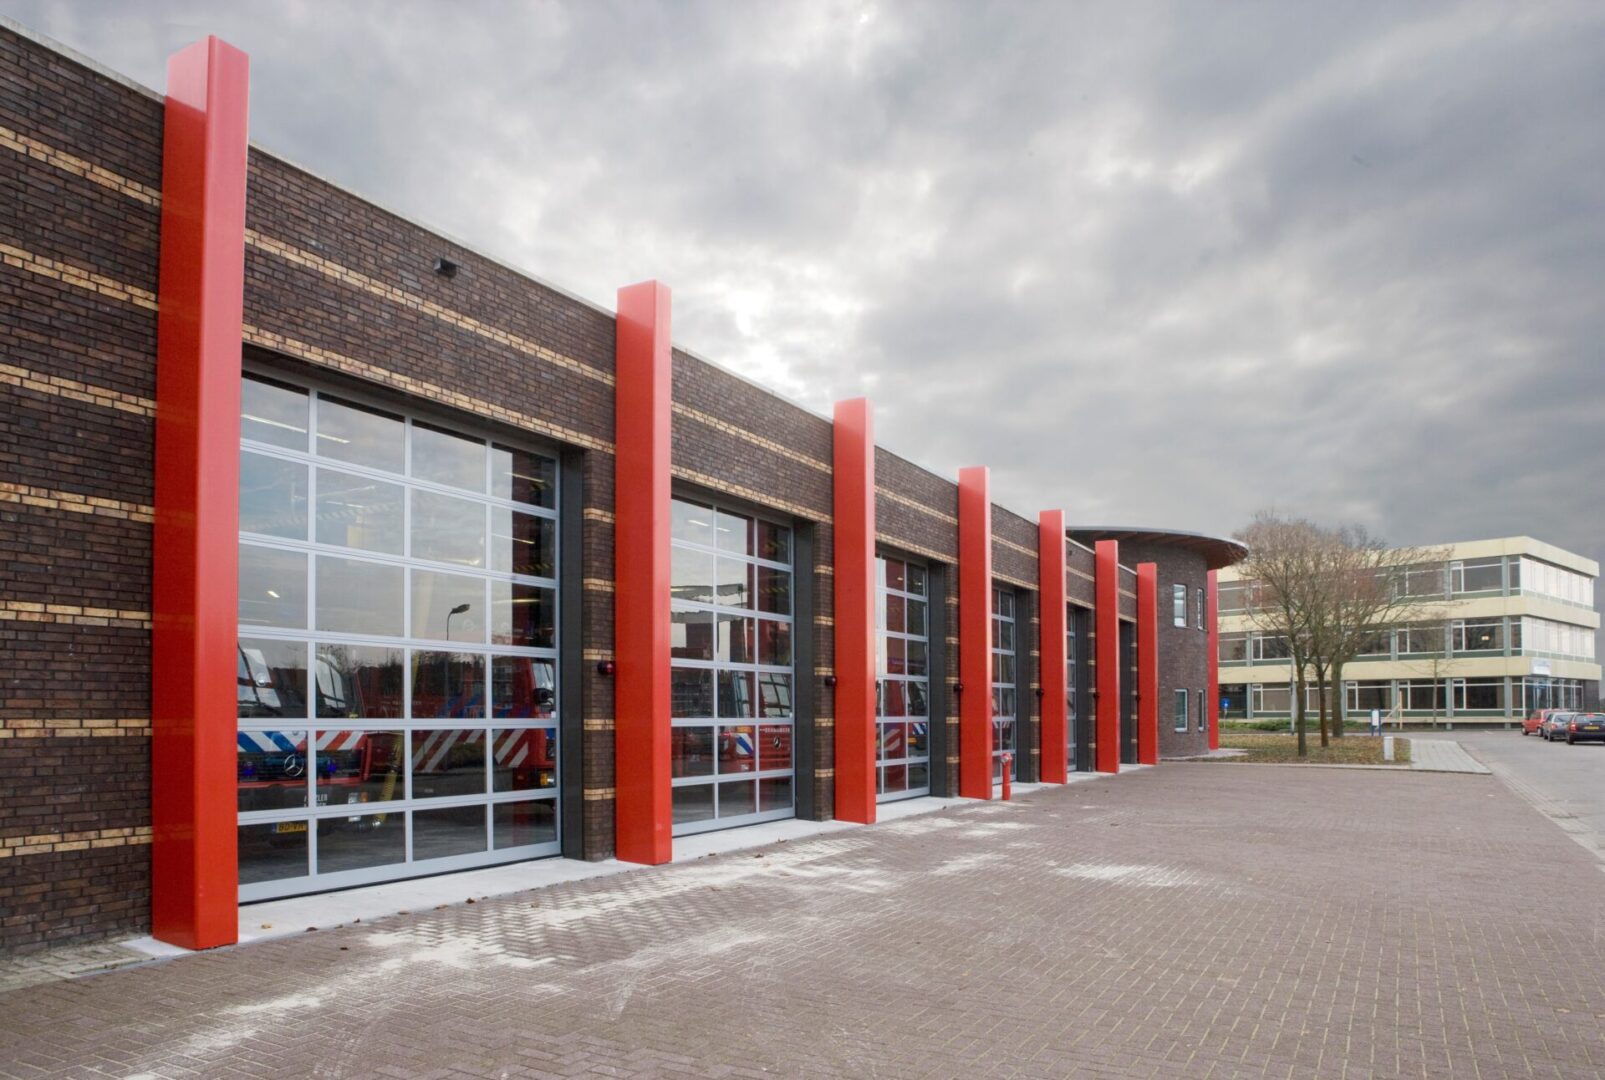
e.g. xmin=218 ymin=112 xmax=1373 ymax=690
xmin=8 ymin=0 xmax=1604 ymax=594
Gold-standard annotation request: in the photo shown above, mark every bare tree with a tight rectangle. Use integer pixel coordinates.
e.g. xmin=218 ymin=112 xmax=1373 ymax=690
xmin=1234 ymin=514 xmax=1329 ymax=757
xmin=1312 ymin=530 xmax=1447 ymax=740
xmin=1234 ymin=512 xmax=1448 ymax=756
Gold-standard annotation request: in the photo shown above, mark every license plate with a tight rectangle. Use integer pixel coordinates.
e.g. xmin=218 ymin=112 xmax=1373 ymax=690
xmin=274 ymin=821 xmax=308 ymax=834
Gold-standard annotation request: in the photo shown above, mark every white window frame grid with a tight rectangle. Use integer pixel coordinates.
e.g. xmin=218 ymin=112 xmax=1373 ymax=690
xmin=1395 ymin=624 xmax=1445 ymax=657
xmin=1515 ymin=557 xmax=1593 ymax=608
xmin=1173 ymin=688 xmax=1188 ymax=732
xmin=236 ymin=373 xmax=562 ymax=902
xmin=1343 ymin=680 xmax=1394 ymax=714
xmin=1195 ymin=587 xmax=1204 ymax=630
xmin=668 ymin=495 xmax=796 ymax=836
xmin=1250 ymin=633 xmax=1291 ymax=663
xmin=875 ymin=554 xmax=932 ymax=803
xmin=1248 ymin=683 xmax=1321 ymax=716
xmin=992 ymin=587 xmax=1018 ymax=783
xmin=1450 ymin=618 xmax=1503 ymax=655
xmin=1518 ymin=616 xmax=1595 ymax=660
xmin=1172 ymin=584 xmax=1187 ymax=627
xmin=1066 ymin=605 xmax=1084 ymax=771
xmin=1449 ymin=557 xmax=1503 ymax=596
xmin=1450 ymin=677 xmax=1505 ymax=713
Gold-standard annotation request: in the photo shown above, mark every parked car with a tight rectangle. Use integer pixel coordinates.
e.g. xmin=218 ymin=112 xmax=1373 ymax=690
xmin=1561 ymin=713 xmax=1605 ymax=744
xmin=1522 ymin=709 xmax=1564 ymax=736
xmin=1540 ymin=712 xmax=1576 ymax=741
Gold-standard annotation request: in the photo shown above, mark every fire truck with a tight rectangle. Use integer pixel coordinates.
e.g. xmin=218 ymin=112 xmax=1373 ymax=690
xmin=237 ymin=646 xmax=556 ymax=820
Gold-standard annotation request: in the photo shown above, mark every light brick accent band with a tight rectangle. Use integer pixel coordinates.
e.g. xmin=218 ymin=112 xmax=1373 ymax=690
xmin=670 ymin=466 xmax=827 ymax=523
xmin=0 ymin=826 xmax=153 ymax=859
xmin=243 ymin=324 xmax=614 ymax=454
xmin=0 ymin=242 xmax=157 ymax=310
xmin=0 ymin=483 xmax=154 ymax=523
xmin=0 ymin=718 xmax=150 ymax=739
xmin=245 ymin=229 xmax=612 ymax=387
xmin=0 ymin=363 xmax=155 ymax=417
xmin=675 ymin=403 xmax=829 ymax=474
xmin=0 ymin=601 xmax=151 ymax=628
xmin=877 ymin=486 xmax=957 ymax=525
xmin=0 ymin=123 xmax=162 ymax=205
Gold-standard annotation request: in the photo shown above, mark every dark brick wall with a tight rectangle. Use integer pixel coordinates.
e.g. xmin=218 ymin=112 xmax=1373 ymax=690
xmin=1114 ymin=542 xmax=1212 ymax=759
xmin=0 ymin=25 xmax=162 ymax=953
xmin=1 ymin=22 xmax=1142 ymax=951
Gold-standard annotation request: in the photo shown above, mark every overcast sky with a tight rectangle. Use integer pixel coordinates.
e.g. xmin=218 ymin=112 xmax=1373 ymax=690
xmin=8 ymin=2 xmax=1604 ymax=585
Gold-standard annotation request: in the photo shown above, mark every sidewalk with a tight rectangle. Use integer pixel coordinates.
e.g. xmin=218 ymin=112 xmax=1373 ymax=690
xmin=2 ymin=764 xmax=1601 ymax=1079
xmin=1409 ymin=737 xmax=1492 ymax=774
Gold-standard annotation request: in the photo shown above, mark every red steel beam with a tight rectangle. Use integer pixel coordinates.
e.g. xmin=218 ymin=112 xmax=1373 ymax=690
xmin=957 ymin=467 xmax=993 ymax=799
xmin=1207 ymin=570 xmax=1221 ymax=751
xmin=1037 ymin=511 xmax=1068 ymax=783
xmin=614 ymin=281 xmax=673 ymax=864
xmin=1094 ymin=540 xmax=1121 ymax=773
xmin=833 ymin=398 xmax=876 ymax=823
xmin=1136 ymin=562 xmax=1159 ymax=766
xmin=150 ymin=36 xmax=250 ymax=951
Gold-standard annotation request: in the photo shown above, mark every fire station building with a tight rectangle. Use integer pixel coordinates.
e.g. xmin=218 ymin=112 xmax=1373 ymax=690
xmin=0 ymin=22 xmax=1244 ymax=953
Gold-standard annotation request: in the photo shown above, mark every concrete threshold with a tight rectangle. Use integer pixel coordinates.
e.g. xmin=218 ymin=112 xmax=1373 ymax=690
xmin=116 ymin=768 xmax=1142 ymax=962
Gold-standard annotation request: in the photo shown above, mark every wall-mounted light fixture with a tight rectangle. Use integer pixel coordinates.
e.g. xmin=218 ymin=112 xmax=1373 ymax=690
xmin=596 ymin=659 xmax=615 ymax=677
xmin=434 ymin=257 xmax=459 ymax=279
xmin=824 ymin=674 xmax=837 ymax=688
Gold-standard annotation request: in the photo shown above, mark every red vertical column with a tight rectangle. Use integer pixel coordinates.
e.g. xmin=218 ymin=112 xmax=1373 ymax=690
xmin=1037 ymin=511 xmax=1068 ymax=783
xmin=614 ymin=281 xmax=673 ymax=865
xmin=1207 ymin=570 xmax=1221 ymax=751
xmin=957 ymin=467 xmax=993 ymax=799
xmin=1094 ymin=540 xmax=1121 ymax=774
xmin=833 ymin=398 xmax=876 ymax=824
xmin=150 ymin=36 xmax=250 ymax=951
xmin=1136 ymin=563 xmax=1159 ymax=766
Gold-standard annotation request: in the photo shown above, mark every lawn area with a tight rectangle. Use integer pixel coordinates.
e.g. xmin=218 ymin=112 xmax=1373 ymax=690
xmin=1214 ymin=733 xmax=1412 ymax=765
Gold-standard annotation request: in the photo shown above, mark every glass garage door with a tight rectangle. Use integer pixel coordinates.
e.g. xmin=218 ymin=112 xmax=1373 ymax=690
xmin=876 ymin=555 xmax=931 ymax=801
xmin=1067 ymin=605 xmax=1081 ymax=772
xmin=992 ymin=587 xmax=1018 ymax=783
xmin=669 ymin=496 xmax=795 ymax=834
xmin=235 ymin=373 xmax=562 ymax=901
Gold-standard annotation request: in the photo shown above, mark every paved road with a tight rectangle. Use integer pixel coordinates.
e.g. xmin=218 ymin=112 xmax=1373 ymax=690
xmin=3 ymin=764 xmax=1603 ymax=1079
xmin=1427 ymin=728 xmax=1605 ymax=859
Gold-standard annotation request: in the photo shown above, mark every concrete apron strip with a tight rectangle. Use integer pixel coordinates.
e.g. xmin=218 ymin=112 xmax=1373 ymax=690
xmin=120 ymin=774 xmax=1133 ymax=959
xmin=1175 ymin=761 xmax=1417 ymax=771
xmin=1408 ymin=738 xmax=1493 ymax=774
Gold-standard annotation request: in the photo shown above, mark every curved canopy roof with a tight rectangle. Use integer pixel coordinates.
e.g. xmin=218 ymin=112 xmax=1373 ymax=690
xmin=1066 ymin=526 xmax=1248 ymax=571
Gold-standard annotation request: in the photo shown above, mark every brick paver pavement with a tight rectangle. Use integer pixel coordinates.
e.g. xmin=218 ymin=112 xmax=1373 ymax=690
xmin=2 ymin=765 xmax=1602 ymax=1079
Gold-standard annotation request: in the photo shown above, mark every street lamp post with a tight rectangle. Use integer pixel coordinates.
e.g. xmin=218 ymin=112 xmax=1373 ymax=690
xmin=443 ymin=603 xmax=471 ymax=716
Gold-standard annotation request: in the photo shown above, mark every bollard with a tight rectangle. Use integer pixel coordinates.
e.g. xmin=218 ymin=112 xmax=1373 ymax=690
xmin=1001 ymin=752 xmax=1012 ymax=801
xmin=1383 ymin=735 xmax=1395 ymax=762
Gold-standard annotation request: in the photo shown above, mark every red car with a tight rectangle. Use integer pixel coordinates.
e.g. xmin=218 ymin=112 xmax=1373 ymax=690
xmin=1522 ymin=709 xmax=1564 ymax=736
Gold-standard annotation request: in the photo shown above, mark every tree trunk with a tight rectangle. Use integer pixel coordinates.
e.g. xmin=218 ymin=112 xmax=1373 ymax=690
xmin=1330 ymin=660 xmax=1346 ymax=738
xmin=1294 ymin=672 xmax=1308 ymax=757
xmin=1316 ymin=667 xmax=1330 ymax=748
